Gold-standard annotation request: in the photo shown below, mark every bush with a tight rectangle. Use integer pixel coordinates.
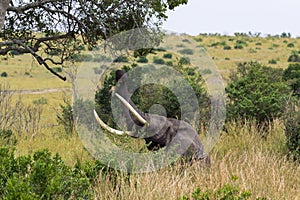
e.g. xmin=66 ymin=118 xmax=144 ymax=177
xmin=137 ymin=57 xmax=148 ymax=63
xmin=283 ymin=63 xmax=300 ymax=97
xmin=226 ymin=62 xmax=290 ymax=128
xmin=113 ymin=55 xmax=129 ymax=63
xmin=178 ymin=57 xmax=191 ymax=65
xmin=0 ymin=147 xmax=95 ymax=199
xmin=287 ymin=43 xmax=295 ymax=48
xmin=165 ymin=61 xmax=173 ymax=66
xmin=163 ymin=53 xmax=173 ymax=59
xmin=268 ymin=59 xmax=277 ymax=64
xmin=284 ymin=101 xmax=300 ymax=161
xmin=178 ymin=48 xmax=194 ymax=55
xmin=0 ymin=129 xmax=17 ymax=146
xmin=223 ymin=45 xmax=231 ymax=50
xmin=52 ymin=67 xmax=62 ymax=73
xmin=1 ymin=72 xmax=7 ymax=77
xmin=288 ymin=51 xmax=300 ymax=62
xmin=179 ymin=181 xmax=266 ymax=200
xmin=153 ymin=57 xmax=165 ymax=65
xmin=234 ymin=44 xmax=243 ymax=49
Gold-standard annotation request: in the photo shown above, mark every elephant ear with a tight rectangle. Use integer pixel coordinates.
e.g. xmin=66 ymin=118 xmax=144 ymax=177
xmin=116 ymin=70 xmax=127 ymax=82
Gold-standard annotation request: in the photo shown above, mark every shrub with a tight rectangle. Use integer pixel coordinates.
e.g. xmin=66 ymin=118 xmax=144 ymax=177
xmin=226 ymin=61 xmax=290 ymax=128
xmin=0 ymin=129 xmax=17 ymax=146
xmin=93 ymin=54 xmax=112 ymax=62
xmin=113 ymin=55 xmax=129 ymax=63
xmin=153 ymin=57 xmax=165 ymax=65
xmin=178 ymin=48 xmax=194 ymax=55
xmin=52 ymin=67 xmax=62 ymax=73
xmin=234 ymin=44 xmax=243 ymax=49
xmin=182 ymin=39 xmax=190 ymax=43
xmin=223 ymin=45 xmax=231 ymax=50
xmin=284 ymin=101 xmax=300 ymax=161
xmin=287 ymin=43 xmax=295 ymax=48
xmin=288 ymin=51 xmax=300 ymax=62
xmin=1 ymin=72 xmax=7 ymax=77
xmin=165 ymin=61 xmax=173 ymax=66
xmin=56 ymin=98 xmax=75 ymax=135
xmin=194 ymin=37 xmax=202 ymax=42
xmin=179 ymin=181 xmax=266 ymax=200
xmin=69 ymin=54 xmax=93 ymax=62
xmin=283 ymin=63 xmax=300 ymax=97
xmin=163 ymin=53 xmax=173 ymax=59
xmin=137 ymin=57 xmax=148 ymax=63
xmin=178 ymin=57 xmax=191 ymax=65
xmin=0 ymin=147 xmax=94 ymax=199
xmin=268 ymin=59 xmax=277 ymax=64
xmin=248 ymin=48 xmax=257 ymax=53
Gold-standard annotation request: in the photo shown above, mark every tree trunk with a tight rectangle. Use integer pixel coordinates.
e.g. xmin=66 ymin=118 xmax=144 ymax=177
xmin=0 ymin=0 xmax=11 ymax=29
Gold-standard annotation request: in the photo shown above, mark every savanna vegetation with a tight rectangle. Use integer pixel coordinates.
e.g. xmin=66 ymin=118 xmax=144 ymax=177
xmin=0 ymin=1 xmax=300 ymax=199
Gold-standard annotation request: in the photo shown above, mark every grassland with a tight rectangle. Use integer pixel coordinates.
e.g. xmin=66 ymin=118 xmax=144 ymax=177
xmin=0 ymin=34 xmax=300 ymax=199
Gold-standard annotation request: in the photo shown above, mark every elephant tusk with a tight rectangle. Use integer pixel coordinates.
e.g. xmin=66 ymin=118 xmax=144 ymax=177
xmin=93 ymin=109 xmax=135 ymax=136
xmin=115 ymin=93 xmax=148 ymax=125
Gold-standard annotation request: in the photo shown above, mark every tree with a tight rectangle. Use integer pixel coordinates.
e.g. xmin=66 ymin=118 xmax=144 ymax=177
xmin=226 ymin=61 xmax=290 ymax=128
xmin=283 ymin=63 xmax=300 ymax=97
xmin=0 ymin=0 xmax=188 ymax=81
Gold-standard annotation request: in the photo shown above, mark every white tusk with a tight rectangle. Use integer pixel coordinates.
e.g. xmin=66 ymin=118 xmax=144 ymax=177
xmin=93 ymin=109 xmax=134 ymax=136
xmin=115 ymin=93 xmax=148 ymax=125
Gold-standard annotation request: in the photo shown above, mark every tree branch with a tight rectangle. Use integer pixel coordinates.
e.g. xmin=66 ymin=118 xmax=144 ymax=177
xmin=12 ymin=39 xmax=66 ymax=81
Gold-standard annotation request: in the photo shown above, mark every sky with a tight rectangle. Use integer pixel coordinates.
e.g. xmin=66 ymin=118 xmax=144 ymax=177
xmin=163 ymin=0 xmax=300 ymax=37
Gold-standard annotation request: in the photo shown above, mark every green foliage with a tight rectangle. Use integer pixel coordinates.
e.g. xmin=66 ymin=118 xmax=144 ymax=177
xmin=56 ymin=98 xmax=75 ymax=135
xmin=268 ymin=59 xmax=277 ymax=64
xmin=56 ymin=97 xmax=94 ymax=135
xmin=234 ymin=44 xmax=244 ymax=49
xmin=113 ymin=55 xmax=129 ymax=63
xmin=137 ymin=57 xmax=149 ymax=63
xmin=178 ymin=48 xmax=194 ymax=55
xmin=178 ymin=57 xmax=191 ymax=65
xmin=69 ymin=53 xmax=93 ymax=62
xmin=153 ymin=57 xmax=165 ymax=65
xmin=283 ymin=63 xmax=300 ymax=97
xmin=179 ymin=182 xmax=264 ymax=200
xmin=52 ymin=67 xmax=62 ymax=73
xmin=163 ymin=53 xmax=173 ymax=59
xmin=0 ymin=72 xmax=7 ymax=77
xmin=288 ymin=51 xmax=300 ymax=62
xmin=287 ymin=43 xmax=295 ymax=48
xmin=284 ymin=101 xmax=300 ymax=161
xmin=0 ymin=147 xmax=94 ymax=199
xmin=223 ymin=45 xmax=232 ymax=50
xmin=210 ymin=41 xmax=226 ymax=47
xmin=226 ymin=62 xmax=290 ymax=127
xmin=0 ymin=130 xmax=17 ymax=147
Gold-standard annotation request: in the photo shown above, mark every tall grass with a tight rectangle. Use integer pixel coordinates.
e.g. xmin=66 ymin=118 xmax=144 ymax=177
xmin=93 ymin=121 xmax=299 ymax=200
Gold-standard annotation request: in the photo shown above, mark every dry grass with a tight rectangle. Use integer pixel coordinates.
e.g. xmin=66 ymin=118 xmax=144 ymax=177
xmin=93 ymin=122 xmax=300 ymax=200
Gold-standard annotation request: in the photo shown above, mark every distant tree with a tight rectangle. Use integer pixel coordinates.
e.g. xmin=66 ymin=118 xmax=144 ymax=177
xmin=0 ymin=0 xmax=188 ymax=81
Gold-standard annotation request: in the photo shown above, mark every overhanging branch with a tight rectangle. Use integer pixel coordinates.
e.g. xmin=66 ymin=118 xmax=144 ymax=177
xmin=12 ymin=39 xmax=66 ymax=81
